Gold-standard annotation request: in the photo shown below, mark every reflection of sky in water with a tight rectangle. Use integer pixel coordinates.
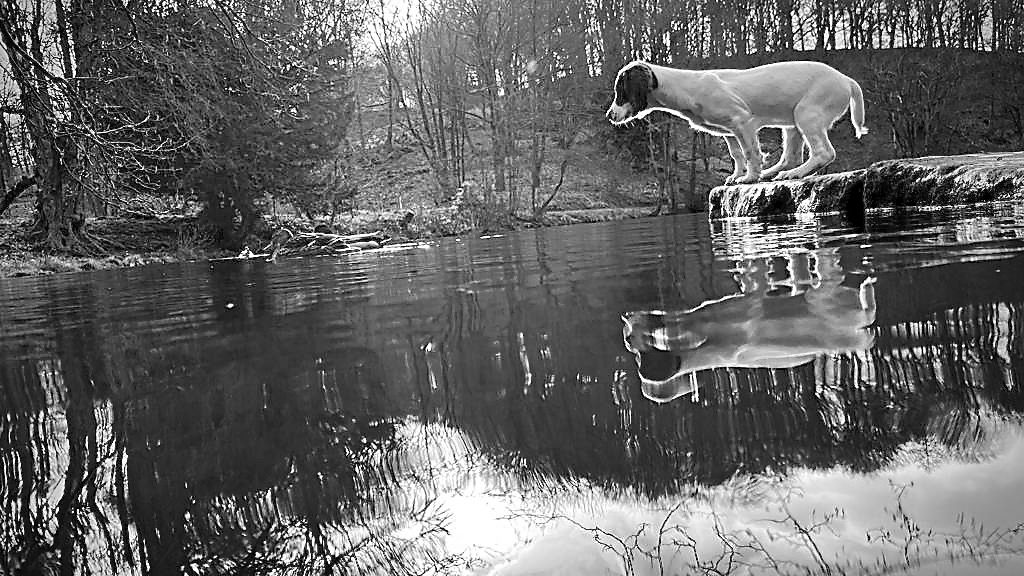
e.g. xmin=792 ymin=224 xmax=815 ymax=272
xmin=403 ymin=417 xmax=1024 ymax=575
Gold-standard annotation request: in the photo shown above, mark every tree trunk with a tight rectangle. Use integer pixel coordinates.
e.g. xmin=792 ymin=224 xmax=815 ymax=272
xmin=0 ymin=15 xmax=87 ymax=251
xmin=0 ymin=115 xmax=14 ymax=193
xmin=776 ymin=0 xmax=793 ymax=49
xmin=34 ymin=141 xmax=85 ymax=251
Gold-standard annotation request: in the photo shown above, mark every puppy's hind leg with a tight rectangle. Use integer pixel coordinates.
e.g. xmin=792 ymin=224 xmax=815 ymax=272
xmin=762 ymin=127 xmax=803 ymax=180
xmin=776 ymin=110 xmax=836 ymax=181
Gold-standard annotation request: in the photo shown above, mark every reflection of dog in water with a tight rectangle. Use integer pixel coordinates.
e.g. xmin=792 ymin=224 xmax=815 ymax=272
xmin=622 ymin=250 xmax=876 ymax=403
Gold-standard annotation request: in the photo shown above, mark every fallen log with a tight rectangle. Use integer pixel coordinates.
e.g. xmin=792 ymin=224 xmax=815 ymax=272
xmin=236 ymin=228 xmax=390 ymax=262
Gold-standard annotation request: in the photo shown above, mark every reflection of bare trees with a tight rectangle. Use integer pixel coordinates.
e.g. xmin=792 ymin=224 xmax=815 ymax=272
xmin=1 ymin=336 xmax=474 ymax=574
xmin=0 ymin=262 xmax=458 ymax=574
xmin=0 ymin=359 xmax=132 ymax=574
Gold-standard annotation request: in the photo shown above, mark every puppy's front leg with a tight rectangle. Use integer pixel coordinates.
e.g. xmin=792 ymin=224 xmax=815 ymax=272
xmin=732 ymin=124 xmax=763 ymax=184
xmin=723 ymin=136 xmax=745 ymax=185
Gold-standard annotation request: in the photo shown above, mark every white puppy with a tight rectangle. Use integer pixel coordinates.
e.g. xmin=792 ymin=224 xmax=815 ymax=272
xmin=606 ymin=60 xmax=868 ymax=184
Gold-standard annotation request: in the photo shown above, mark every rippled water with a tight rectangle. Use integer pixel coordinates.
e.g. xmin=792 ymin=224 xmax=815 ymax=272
xmin=2 ymin=203 xmax=1024 ymax=575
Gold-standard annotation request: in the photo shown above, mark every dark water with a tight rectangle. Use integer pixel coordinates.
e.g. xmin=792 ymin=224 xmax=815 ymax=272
xmin=2 ymin=204 xmax=1024 ymax=575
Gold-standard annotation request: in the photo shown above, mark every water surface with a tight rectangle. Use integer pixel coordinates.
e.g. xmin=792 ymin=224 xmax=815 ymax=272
xmin=2 ymin=204 xmax=1024 ymax=575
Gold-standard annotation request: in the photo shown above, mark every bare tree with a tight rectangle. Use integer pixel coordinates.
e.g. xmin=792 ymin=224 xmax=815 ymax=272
xmin=370 ymin=0 xmax=469 ymax=201
xmin=0 ymin=0 xmax=87 ymax=249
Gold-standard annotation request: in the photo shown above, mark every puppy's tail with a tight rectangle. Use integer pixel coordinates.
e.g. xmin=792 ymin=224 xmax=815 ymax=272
xmin=849 ymin=78 xmax=869 ymax=138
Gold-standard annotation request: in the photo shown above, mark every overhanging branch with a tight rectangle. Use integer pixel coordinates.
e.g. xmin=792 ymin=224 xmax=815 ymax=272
xmin=0 ymin=173 xmax=37 ymax=216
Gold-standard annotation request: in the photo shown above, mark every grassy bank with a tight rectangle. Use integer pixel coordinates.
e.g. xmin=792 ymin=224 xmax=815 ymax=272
xmin=0 ymin=206 xmax=654 ymax=278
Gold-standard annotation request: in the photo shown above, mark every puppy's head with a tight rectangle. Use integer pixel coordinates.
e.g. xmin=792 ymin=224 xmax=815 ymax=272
xmin=622 ymin=311 xmax=707 ymax=384
xmin=622 ymin=310 xmax=705 ymax=403
xmin=606 ymin=62 xmax=659 ymax=125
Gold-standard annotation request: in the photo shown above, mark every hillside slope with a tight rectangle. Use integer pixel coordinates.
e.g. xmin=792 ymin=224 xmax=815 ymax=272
xmin=349 ymin=49 xmax=1024 ymax=217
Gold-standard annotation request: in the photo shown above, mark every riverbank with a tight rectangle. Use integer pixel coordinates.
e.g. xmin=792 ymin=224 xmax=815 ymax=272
xmin=0 ymin=206 xmax=655 ymax=278
xmin=6 ymin=151 xmax=1022 ymax=279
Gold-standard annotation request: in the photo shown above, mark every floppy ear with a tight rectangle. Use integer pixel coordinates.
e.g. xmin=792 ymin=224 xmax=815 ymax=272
xmin=636 ymin=349 xmax=682 ymax=382
xmin=625 ymin=64 xmax=658 ymax=112
xmin=646 ymin=65 xmax=659 ymax=91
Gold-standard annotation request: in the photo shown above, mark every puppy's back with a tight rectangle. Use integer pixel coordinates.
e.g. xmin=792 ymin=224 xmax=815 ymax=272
xmin=713 ymin=61 xmax=853 ymax=119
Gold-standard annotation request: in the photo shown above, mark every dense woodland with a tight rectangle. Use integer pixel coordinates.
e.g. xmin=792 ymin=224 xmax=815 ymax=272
xmin=2 ymin=0 xmax=1024 ymax=252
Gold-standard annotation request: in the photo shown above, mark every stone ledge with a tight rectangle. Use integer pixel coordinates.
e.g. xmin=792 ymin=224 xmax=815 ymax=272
xmin=709 ymin=170 xmax=866 ymax=218
xmin=709 ymin=151 xmax=1024 ymax=219
xmin=866 ymin=152 xmax=1024 ymax=208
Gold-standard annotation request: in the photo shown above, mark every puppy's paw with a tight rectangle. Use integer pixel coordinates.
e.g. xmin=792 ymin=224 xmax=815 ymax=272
xmin=774 ymin=170 xmax=800 ymax=181
xmin=735 ymin=174 xmax=760 ymax=184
